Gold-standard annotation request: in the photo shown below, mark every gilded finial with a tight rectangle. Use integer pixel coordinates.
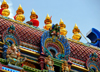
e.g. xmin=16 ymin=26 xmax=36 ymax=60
xmin=14 ymin=4 xmax=25 ymax=22
xmin=59 ymin=19 xmax=67 ymax=36
xmin=59 ymin=19 xmax=64 ymax=24
xmin=0 ymin=0 xmax=10 ymax=17
xmin=18 ymin=4 xmax=22 ymax=10
xmin=74 ymin=23 xmax=78 ymax=29
xmin=1 ymin=9 xmax=10 ymax=17
xmin=16 ymin=4 xmax=24 ymax=14
xmin=1 ymin=0 xmax=9 ymax=9
xmin=31 ymin=9 xmax=36 ymax=15
xmin=45 ymin=14 xmax=50 ymax=20
xmin=29 ymin=9 xmax=39 ymax=27
xmin=30 ymin=9 xmax=38 ymax=19
xmin=59 ymin=19 xmax=66 ymax=28
xmin=44 ymin=14 xmax=52 ymax=30
xmin=72 ymin=23 xmax=81 ymax=40
xmin=73 ymin=23 xmax=80 ymax=33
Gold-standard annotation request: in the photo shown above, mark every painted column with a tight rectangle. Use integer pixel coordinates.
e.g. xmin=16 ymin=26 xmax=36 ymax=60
xmin=38 ymin=56 xmax=45 ymax=70
xmin=0 ymin=62 xmax=2 ymax=70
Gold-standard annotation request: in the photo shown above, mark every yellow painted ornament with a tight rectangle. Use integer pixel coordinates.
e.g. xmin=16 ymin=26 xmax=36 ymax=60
xmin=59 ymin=19 xmax=67 ymax=36
xmin=2 ymin=9 xmax=10 ymax=17
xmin=1 ymin=0 xmax=9 ymax=9
xmin=72 ymin=24 xmax=81 ymax=40
xmin=15 ymin=14 xmax=25 ymax=22
xmin=30 ymin=9 xmax=38 ymax=19
xmin=44 ymin=14 xmax=52 ymax=30
xmin=14 ymin=4 xmax=25 ymax=22
xmin=31 ymin=9 xmax=36 ymax=15
xmin=60 ymin=28 xmax=67 ymax=36
xmin=16 ymin=4 xmax=24 ymax=14
xmin=44 ymin=24 xmax=52 ymax=30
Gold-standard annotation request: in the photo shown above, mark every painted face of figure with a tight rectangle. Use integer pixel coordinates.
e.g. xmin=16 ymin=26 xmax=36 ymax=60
xmin=11 ymin=44 xmax=16 ymax=50
xmin=53 ymin=30 xmax=56 ymax=34
xmin=2 ymin=9 xmax=10 ymax=17
xmin=57 ymin=32 xmax=60 ymax=36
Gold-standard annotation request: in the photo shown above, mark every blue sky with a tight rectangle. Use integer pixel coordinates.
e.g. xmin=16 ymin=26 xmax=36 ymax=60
xmin=0 ymin=0 xmax=100 ymax=43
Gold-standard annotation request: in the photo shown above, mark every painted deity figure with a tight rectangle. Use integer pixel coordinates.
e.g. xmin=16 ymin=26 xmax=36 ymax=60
xmin=8 ymin=25 xmax=15 ymax=34
xmin=6 ymin=44 xmax=26 ymax=66
xmin=49 ymin=24 xmax=60 ymax=39
xmin=45 ymin=56 xmax=54 ymax=71
xmin=6 ymin=44 xmax=19 ymax=59
xmin=62 ymin=61 xmax=71 ymax=72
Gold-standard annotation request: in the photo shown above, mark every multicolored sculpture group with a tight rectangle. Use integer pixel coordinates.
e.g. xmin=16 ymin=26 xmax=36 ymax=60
xmin=1 ymin=0 xmax=100 ymax=72
xmin=8 ymin=25 xmax=15 ymax=34
xmin=6 ymin=44 xmax=26 ymax=66
xmin=3 ymin=25 xmax=26 ymax=67
xmin=49 ymin=24 xmax=60 ymax=38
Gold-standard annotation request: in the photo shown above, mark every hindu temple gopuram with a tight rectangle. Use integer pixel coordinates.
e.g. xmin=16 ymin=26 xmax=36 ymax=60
xmin=0 ymin=0 xmax=100 ymax=72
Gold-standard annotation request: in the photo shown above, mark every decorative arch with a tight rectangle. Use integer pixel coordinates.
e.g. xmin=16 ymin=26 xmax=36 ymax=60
xmin=2 ymin=25 xmax=20 ymax=59
xmin=44 ymin=38 xmax=64 ymax=53
xmin=40 ymin=31 xmax=70 ymax=60
xmin=2 ymin=25 xmax=20 ymax=46
xmin=86 ymin=53 xmax=100 ymax=71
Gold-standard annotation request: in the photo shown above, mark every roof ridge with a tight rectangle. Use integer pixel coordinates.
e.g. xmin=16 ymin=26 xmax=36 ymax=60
xmin=0 ymin=15 xmax=46 ymax=32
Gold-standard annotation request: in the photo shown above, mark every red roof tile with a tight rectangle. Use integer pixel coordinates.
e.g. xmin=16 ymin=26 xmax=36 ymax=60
xmin=69 ymin=41 xmax=100 ymax=62
xmin=0 ymin=17 xmax=100 ymax=62
xmin=0 ymin=18 xmax=43 ymax=47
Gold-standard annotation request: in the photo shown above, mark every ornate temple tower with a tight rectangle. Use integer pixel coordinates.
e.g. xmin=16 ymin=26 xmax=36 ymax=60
xmin=14 ymin=4 xmax=25 ymax=22
xmin=0 ymin=0 xmax=10 ymax=17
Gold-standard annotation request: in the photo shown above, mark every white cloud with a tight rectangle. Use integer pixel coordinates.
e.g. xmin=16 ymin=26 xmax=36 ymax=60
xmin=0 ymin=0 xmax=14 ymax=19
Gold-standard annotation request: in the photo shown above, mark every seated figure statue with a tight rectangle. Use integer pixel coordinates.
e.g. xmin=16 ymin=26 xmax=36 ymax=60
xmin=62 ymin=61 xmax=71 ymax=72
xmin=6 ymin=44 xmax=26 ymax=66
xmin=45 ymin=55 xmax=54 ymax=71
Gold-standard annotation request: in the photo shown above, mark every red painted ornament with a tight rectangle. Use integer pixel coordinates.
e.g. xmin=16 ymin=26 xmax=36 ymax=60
xmin=14 ymin=14 xmax=18 ymax=20
xmin=0 ymin=8 xmax=5 ymax=15
xmin=30 ymin=19 xmax=39 ymax=27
